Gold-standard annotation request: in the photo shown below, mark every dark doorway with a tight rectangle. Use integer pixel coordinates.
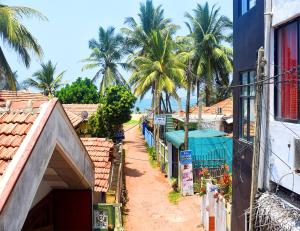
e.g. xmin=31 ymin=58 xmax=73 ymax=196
xmin=23 ymin=190 xmax=92 ymax=231
xmin=172 ymin=145 xmax=179 ymax=178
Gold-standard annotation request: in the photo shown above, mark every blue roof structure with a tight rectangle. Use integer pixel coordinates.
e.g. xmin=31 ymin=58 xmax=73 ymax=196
xmin=166 ymin=129 xmax=233 ymax=170
xmin=165 ymin=129 xmax=226 ymax=148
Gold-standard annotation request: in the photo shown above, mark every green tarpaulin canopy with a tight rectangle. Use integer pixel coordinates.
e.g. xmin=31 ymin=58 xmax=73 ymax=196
xmin=165 ymin=129 xmax=226 ymax=148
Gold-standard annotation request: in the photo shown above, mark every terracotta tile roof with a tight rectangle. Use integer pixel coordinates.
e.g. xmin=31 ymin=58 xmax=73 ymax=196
xmin=0 ymin=90 xmax=49 ymax=109
xmin=0 ymin=111 xmax=39 ymax=177
xmin=65 ymin=110 xmax=84 ymax=127
xmin=0 ymin=91 xmax=89 ymax=127
xmin=187 ymin=97 xmax=233 ymax=117
xmin=81 ymin=137 xmax=113 ymax=192
xmin=63 ymin=104 xmax=98 ymax=118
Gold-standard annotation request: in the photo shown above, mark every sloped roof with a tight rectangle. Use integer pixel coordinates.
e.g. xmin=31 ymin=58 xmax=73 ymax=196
xmin=0 ymin=90 xmax=49 ymax=109
xmin=65 ymin=110 xmax=84 ymax=127
xmin=81 ymin=137 xmax=113 ymax=192
xmin=165 ymin=129 xmax=226 ymax=148
xmin=0 ymin=91 xmax=90 ymax=127
xmin=63 ymin=104 xmax=98 ymax=118
xmin=190 ymin=98 xmax=233 ymax=116
xmin=0 ymin=112 xmax=39 ymax=177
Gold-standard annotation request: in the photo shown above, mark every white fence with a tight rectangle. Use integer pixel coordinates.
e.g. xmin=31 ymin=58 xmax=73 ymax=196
xmin=200 ymin=181 xmax=231 ymax=231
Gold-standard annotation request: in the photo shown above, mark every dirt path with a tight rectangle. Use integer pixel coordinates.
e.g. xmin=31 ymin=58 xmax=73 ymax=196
xmin=123 ymin=125 xmax=203 ymax=231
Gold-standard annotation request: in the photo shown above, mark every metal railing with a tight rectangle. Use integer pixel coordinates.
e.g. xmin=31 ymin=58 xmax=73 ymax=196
xmin=158 ymin=139 xmax=168 ymax=163
xmin=144 ymin=127 xmax=154 ymax=147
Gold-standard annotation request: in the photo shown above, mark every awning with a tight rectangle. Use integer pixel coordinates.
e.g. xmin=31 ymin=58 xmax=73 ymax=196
xmin=165 ymin=129 xmax=227 ymax=148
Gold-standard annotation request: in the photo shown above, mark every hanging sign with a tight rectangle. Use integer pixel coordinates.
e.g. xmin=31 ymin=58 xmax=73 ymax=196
xmin=154 ymin=115 xmax=166 ymax=125
xmin=180 ymin=150 xmax=194 ymax=196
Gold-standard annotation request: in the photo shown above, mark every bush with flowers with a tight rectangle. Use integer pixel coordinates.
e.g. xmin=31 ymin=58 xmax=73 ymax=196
xmin=217 ymin=164 xmax=232 ymax=202
xmin=198 ymin=167 xmax=210 ymax=196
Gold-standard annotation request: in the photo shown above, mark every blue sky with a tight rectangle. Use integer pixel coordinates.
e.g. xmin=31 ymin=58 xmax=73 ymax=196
xmin=3 ymin=0 xmax=233 ymax=90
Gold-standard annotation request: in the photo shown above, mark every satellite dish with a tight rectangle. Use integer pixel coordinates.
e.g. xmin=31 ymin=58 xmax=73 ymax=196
xmin=81 ymin=111 xmax=88 ymax=119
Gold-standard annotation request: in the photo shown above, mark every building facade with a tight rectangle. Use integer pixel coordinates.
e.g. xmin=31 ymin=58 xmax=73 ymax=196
xmin=233 ymin=0 xmax=300 ymax=229
xmin=232 ymin=0 xmax=264 ymax=229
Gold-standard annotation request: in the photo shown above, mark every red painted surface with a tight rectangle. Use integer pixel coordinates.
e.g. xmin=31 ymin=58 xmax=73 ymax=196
xmin=53 ymin=190 xmax=92 ymax=231
xmin=278 ymin=21 xmax=298 ymax=120
xmin=209 ymin=216 xmax=215 ymax=231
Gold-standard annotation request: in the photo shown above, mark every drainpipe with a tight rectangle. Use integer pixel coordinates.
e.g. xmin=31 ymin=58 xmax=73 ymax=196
xmin=258 ymin=0 xmax=272 ymax=190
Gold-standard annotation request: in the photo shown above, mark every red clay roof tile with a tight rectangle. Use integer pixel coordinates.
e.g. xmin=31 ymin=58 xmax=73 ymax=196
xmin=81 ymin=137 xmax=114 ymax=192
xmin=0 ymin=111 xmax=39 ymax=177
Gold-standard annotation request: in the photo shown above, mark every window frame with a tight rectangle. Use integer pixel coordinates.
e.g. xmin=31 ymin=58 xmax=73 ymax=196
xmin=239 ymin=70 xmax=256 ymax=142
xmin=239 ymin=0 xmax=256 ymax=16
xmin=274 ymin=18 xmax=300 ymax=123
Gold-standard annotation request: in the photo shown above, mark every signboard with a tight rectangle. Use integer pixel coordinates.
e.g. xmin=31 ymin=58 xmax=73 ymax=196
xmin=93 ymin=209 xmax=108 ymax=229
xmin=154 ymin=115 xmax=166 ymax=125
xmin=180 ymin=150 xmax=194 ymax=196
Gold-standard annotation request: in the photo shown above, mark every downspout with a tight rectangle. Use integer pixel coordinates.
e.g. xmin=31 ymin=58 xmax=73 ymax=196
xmin=258 ymin=0 xmax=272 ymax=190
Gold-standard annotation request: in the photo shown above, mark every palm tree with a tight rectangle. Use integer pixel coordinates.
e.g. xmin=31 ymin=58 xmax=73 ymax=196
xmin=123 ymin=0 xmax=179 ymax=111
xmin=0 ymin=4 xmax=46 ymax=90
xmin=24 ymin=60 xmax=65 ymax=96
xmin=122 ymin=0 xmax=178 ymax=55
xmin=82 ymin=26 xmax=127 ymax=95
xmin=130 ymin=30 xmax=185 ymax=145
xmin=130 ymin=31 xmax=185 ymax=112
xmin=185 ymin=2 xmax=233 ymax=106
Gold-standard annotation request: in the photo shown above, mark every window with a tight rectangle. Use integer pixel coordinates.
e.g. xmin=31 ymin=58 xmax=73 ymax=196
xmin=275 ymin=19 xmax=299 ymax=121
xmin=240 ymin=0 xmax=256 ymax=16
xmin=240 ymin=71 xmax=256 ymax=142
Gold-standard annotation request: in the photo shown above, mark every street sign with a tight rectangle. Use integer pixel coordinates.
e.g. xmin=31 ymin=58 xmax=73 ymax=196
xmin=180 ymin=150 xmax=194 ymax=196
xmin=154 ymin=115 xmax=166 ymax=125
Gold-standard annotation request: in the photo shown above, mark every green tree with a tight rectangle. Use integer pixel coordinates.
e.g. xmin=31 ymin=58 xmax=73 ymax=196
xmin=88 ymin=85 xmax=136 ymax=139
xmin=129 ymin=30 xmax=185 ymax=114
xmin=82 ymin=26 xmax=127 ymax=95
xmin=129 ymin=30 xmax=185 ymax=146
xmin=122 ymin=0 xmax=177 ymax=55
xmin=24 ymin=60 xmax=65 ymax=96
xmin=0 ymin=4 xmax=46 ymax=90
xmin=185 ymin=2 xmax=232 ymax=106
xmin=55 ymin=77 xmax=99 ymax=104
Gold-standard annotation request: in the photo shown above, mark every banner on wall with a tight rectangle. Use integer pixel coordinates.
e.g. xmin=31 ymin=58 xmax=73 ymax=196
xmin=180 ymin=150 xmax=194 ymax=196
xmin=154 ymin=115 xmax=166 ymax=125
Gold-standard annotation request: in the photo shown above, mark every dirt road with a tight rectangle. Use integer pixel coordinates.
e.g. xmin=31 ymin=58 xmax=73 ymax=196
xmin=123 ymin=125 xmax=203 ymax=231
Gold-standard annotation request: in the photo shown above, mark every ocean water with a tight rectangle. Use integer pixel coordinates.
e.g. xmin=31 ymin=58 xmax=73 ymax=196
xmin=134 ymin=97 xmax=197 ymax=112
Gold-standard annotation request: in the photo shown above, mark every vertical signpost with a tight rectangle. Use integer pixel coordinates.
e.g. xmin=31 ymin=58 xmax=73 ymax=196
xmin=180 ymin=150 xmax=194 ymax=196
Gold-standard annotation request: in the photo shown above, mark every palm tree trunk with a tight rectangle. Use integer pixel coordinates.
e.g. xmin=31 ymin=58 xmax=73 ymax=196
xmin=161 ymin=93 xmax=167 ymax=113
xmin=167 ymin=93 xmax=172 ymax=113
xmin=184 ymin=68 xmax=191 ymax=150
xmin=205 ymin=84 xmax=210 ymax=106
xmin=153 ymin=80 xmax=160 ymax=156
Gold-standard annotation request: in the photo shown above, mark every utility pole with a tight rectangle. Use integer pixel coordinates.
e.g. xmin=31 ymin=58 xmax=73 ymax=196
xmin=184 ymin=61 xmax=191 ymax=150
xmin=197 ymin=89 xmax=203 ymax=130
xmin=249 ymin=47 xmax=265 ymax=231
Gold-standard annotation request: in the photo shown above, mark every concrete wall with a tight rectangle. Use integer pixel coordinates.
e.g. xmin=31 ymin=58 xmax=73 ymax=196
xmin=267 ymin=1 xmax=300 ymax=195
xmin=232 ymin=0 xmax=264 ymax=229
xmin=272 ymin=0 xmax=300 ymax=26
xmin=0 ymin=102 xmax=94 ymax=231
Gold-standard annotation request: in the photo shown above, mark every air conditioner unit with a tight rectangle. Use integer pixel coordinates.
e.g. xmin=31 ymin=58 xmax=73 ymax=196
xmin=294 ymin=138 xmax=300 ymax=169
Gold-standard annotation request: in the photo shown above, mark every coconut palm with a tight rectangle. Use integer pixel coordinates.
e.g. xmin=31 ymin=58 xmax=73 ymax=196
xmin=82 ymin=26 xmax=127 ymax=95
xmin=0 ymin=4 xmax=46 ymax=90
xmin=122 ymin=0 xmax=178 ymax=56
xmin=129 ymin=30 xmax=185 ymax=114
xmin=185 ymin=2 xmax=233 ymax=106
xmin=130 ymin=30 xmax=185 ymax=147
xmin=24 ymin=60 xmax=65 ymax=96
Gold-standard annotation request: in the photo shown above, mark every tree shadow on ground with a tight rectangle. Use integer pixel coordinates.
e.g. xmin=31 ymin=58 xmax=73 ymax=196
xmin=124 ymin=166 xmax=144 ymax=177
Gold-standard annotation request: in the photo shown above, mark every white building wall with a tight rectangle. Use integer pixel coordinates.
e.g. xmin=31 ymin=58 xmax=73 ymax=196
xmin=267 ymin=0 xmax=300 ymax=194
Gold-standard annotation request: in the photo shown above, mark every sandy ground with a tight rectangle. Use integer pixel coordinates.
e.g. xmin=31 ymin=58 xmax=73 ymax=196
xmin=123 ymin=125 xmax=203 ymax=231
xmin=130 ymin=113 xmax=146 ymax=121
